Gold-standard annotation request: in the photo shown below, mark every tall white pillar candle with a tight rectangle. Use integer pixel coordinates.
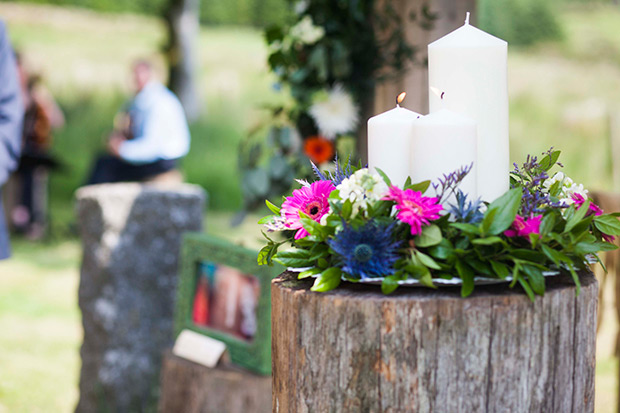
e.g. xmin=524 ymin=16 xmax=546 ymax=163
xmin=368 ymin=98 xmax=422 ymax=187
xmin=410 ymin=108 xmax=477 ymax=203
xmin=428 ymin=13 xmax=508 ymax=202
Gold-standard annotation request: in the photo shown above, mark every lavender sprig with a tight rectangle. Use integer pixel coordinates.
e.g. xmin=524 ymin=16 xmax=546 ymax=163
xmin=510 ymin=148 xmax=563 ymax=216
xmin=311 ymin=155 xmax=353 ymax=186
xmin=431 ymin=163 xmax=473 ymax=204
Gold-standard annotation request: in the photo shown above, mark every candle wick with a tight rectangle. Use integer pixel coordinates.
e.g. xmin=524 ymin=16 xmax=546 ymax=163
xmin=465 ymin=12 xmax=470 ymax=25
xmin=440 ymin=92 xmax=445 ymax=100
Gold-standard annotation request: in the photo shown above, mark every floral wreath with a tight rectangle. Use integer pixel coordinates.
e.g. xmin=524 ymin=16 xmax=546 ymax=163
xmin=259 ymin=149 xmax=620 ymax=299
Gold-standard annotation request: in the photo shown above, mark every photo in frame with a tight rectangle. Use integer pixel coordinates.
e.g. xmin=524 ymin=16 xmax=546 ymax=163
xmin=174 ymin=233 xmax=282 ymax=375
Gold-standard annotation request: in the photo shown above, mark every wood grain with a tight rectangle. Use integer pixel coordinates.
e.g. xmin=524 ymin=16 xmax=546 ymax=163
xmin=272 ymin=271 xmax=597 ymax=413
xmin=158 ymin=351 xmax=271 ymax=413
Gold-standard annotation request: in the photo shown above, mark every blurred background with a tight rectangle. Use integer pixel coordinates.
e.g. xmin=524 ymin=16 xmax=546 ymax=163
xmin=1 ymin=0 xmax=620 ymax=411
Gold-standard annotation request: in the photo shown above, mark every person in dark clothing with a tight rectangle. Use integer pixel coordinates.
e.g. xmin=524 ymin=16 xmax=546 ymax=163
xmin=10 ymin=55 xmax=64 ymax=238
xmin=0 ymin=21 xmax=24 ymax=259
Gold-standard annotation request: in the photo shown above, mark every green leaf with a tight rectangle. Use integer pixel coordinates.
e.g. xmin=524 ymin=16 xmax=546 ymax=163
xmin=265 ymin=199 xmax=281 ymax=215
xmin=299 ymin=214 xmax=325 ymax=238
xmin=484 ymin=188 xmax=522 ymax=235
xmin=415 ymin=251 xmax=441 ymax=270
xmin=540 ymin=213 xmax=556 ymax=236
xmin=341 ymin=199 xmax=353 ymax=220
xmin=472 ymin=236 xmax=504 ymax=246
xmin=481 ymin=207 xmax=497 ymax=234
xmin=298 ymin=267 xmax=322 ymax=279
xmin=407 ymin=180 xmax=431 ymax=193
xmin=375 ymin=167 xmax=392 ymax=187
xmin=257 ymin=244 xmax=274 ymax=266
xmin=414 ymin=224 xmax=442 ymax=247
xmin=418 ymin=269 xmax=436 ymax=289
xmin=565 ymin=200 xmax=589 ymax=232
xmin=594 ymin=215 xmax=620 ymax=235
xmin=456 ymin=260 xmax=475 ymax=297
xmin=450 ymin=222 xmax=481 ymax=235
xmin=273 ymin=249 xmax=312 ymax=267
xmin=521 ymin=265 xmax=545 ymax=295
xmin=258 ymin=215 xmax=276 ymax=225
xmin=310 ymin=267 xmax=342 ymax=292
xmin=517 ymin=276 xmax=536 ymax=302
xmin=381 ymin=275 xmax=399 ymax=294
xmin=539 ymin=150 xmax=560 ymax=171
xmin=490 ymin=261 xmax=510 ymax=279
xmin=428 ymin=240 xmax=454 ymax=260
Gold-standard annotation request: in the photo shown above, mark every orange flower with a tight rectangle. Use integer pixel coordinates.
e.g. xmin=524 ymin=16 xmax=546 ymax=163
xmin=303 ymin=136 xmax=334 ymax=164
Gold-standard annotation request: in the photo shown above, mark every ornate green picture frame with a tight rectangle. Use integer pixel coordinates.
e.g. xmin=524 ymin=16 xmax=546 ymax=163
xmin=175 ymin=233 xmax=282 ymax=375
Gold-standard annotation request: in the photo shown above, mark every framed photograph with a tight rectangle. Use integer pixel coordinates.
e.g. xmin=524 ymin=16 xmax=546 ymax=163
xmin=174 ymin=233 xmax=282 ymax=375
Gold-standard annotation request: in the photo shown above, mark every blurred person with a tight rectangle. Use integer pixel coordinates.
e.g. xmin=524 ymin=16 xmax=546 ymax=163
xmin=0 ymin=21 xmax=24 ymax=259
xmin=9 ymin=53 xmax=64 ymax=239
xmin=87 ymin=60 xmax=190 ymax=184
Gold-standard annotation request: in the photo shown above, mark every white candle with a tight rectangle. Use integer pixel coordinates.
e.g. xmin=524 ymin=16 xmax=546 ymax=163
xmin=368 ymin=96 xmax=422 ymax=187
xmin=428 ymin=12 xmax=508 ymax=202
xmin=410 ymin=108 xmax=477 ymax=203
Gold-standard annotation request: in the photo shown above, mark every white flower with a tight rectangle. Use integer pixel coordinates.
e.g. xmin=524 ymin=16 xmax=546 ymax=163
xmin=290 ymin=16 xmax=324 ymax=45
xmin=336 ymin=169 xmax=388 ymax=217
xmin=294 ymin=0 xmax=309 ymax=15
xmin=544 ymin=171 xmax=588 ymax=206
xmin=309 ymin=85 xmax=359 ymax=140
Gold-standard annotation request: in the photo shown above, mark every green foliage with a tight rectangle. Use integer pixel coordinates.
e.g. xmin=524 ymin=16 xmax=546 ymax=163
xmin=10 ymin=0 xmax=292 ymax=27
xmin=478 ymin=0 xmax=563 ymax=46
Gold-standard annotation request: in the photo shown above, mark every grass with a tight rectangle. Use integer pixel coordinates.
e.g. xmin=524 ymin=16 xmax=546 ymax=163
xmin=2 ymin=1 xmax=620 ymax=412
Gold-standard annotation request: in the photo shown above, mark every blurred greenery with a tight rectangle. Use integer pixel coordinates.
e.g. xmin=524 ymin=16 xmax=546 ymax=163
xmin=3 ymin=1 xmax=620 ymax=412
xmin=7 ymin=0 xmax=292 ymax=26
xmin=478 ymin=0 xmax=563 ymax=46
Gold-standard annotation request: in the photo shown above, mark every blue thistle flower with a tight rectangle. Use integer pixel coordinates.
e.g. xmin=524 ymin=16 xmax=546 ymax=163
xmin=447 ymin=190 xmax=484 ymax=223
xmin=328 ymin=221 xmax=402 ymax=279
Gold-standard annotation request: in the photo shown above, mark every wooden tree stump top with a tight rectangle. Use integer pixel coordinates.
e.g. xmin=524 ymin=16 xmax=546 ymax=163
xmin=272 ymin=270 xmax=597 ymax=413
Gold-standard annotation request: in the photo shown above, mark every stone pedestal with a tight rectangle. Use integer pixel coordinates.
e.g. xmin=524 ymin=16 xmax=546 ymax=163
xmin=75 ymin=183 xmax=206 ymax=412
xmin=272 ymin=270 xmax=597 ymax=413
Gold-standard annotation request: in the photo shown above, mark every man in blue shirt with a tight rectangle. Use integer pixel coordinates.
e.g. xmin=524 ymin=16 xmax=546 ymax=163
xmin=88 ymin=60 xmax=190 ymax=183
xmin=0 ymin=21 xmax=24 ymax=260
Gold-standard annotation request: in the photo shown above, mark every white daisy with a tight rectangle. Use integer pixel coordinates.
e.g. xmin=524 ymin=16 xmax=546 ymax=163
xmin=336 ymin=169 xmax=388 ymax=217
xmin=309 ymin=85 xmax=359 ymax=140
xmin=290 ymin=16 xmax=324 ymax=45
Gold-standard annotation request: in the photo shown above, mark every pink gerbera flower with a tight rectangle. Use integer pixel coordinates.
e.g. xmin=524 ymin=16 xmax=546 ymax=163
xmin=504 ymin=214 xmax=542 ymax=239
xmin=281 ymin=180 xmax=335 ymax=240
xmin=572 ymin=193 xmax=603 ymax=216
xmin=383 ymin=186 xmax=443 ymax=236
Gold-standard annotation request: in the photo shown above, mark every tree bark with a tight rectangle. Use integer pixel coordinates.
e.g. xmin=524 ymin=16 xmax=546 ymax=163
xmin=164 ymin=0 xmax=201 ymax=122
xmin=373 ymin=0 xmax=477 ymax=116
xmin=272 ymin=270 xmax=597 ymax=413
xmin=158 ymin=352 xmax=272 ymax=413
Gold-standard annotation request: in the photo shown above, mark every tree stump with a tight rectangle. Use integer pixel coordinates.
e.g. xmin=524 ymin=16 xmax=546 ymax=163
xmin=272 ymin=270 xmax=597 ymax=413
xmin=158 ymin=351 xmax=271 ymax=413
xmin=75 ymin=183 xmax=206 ymax=412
